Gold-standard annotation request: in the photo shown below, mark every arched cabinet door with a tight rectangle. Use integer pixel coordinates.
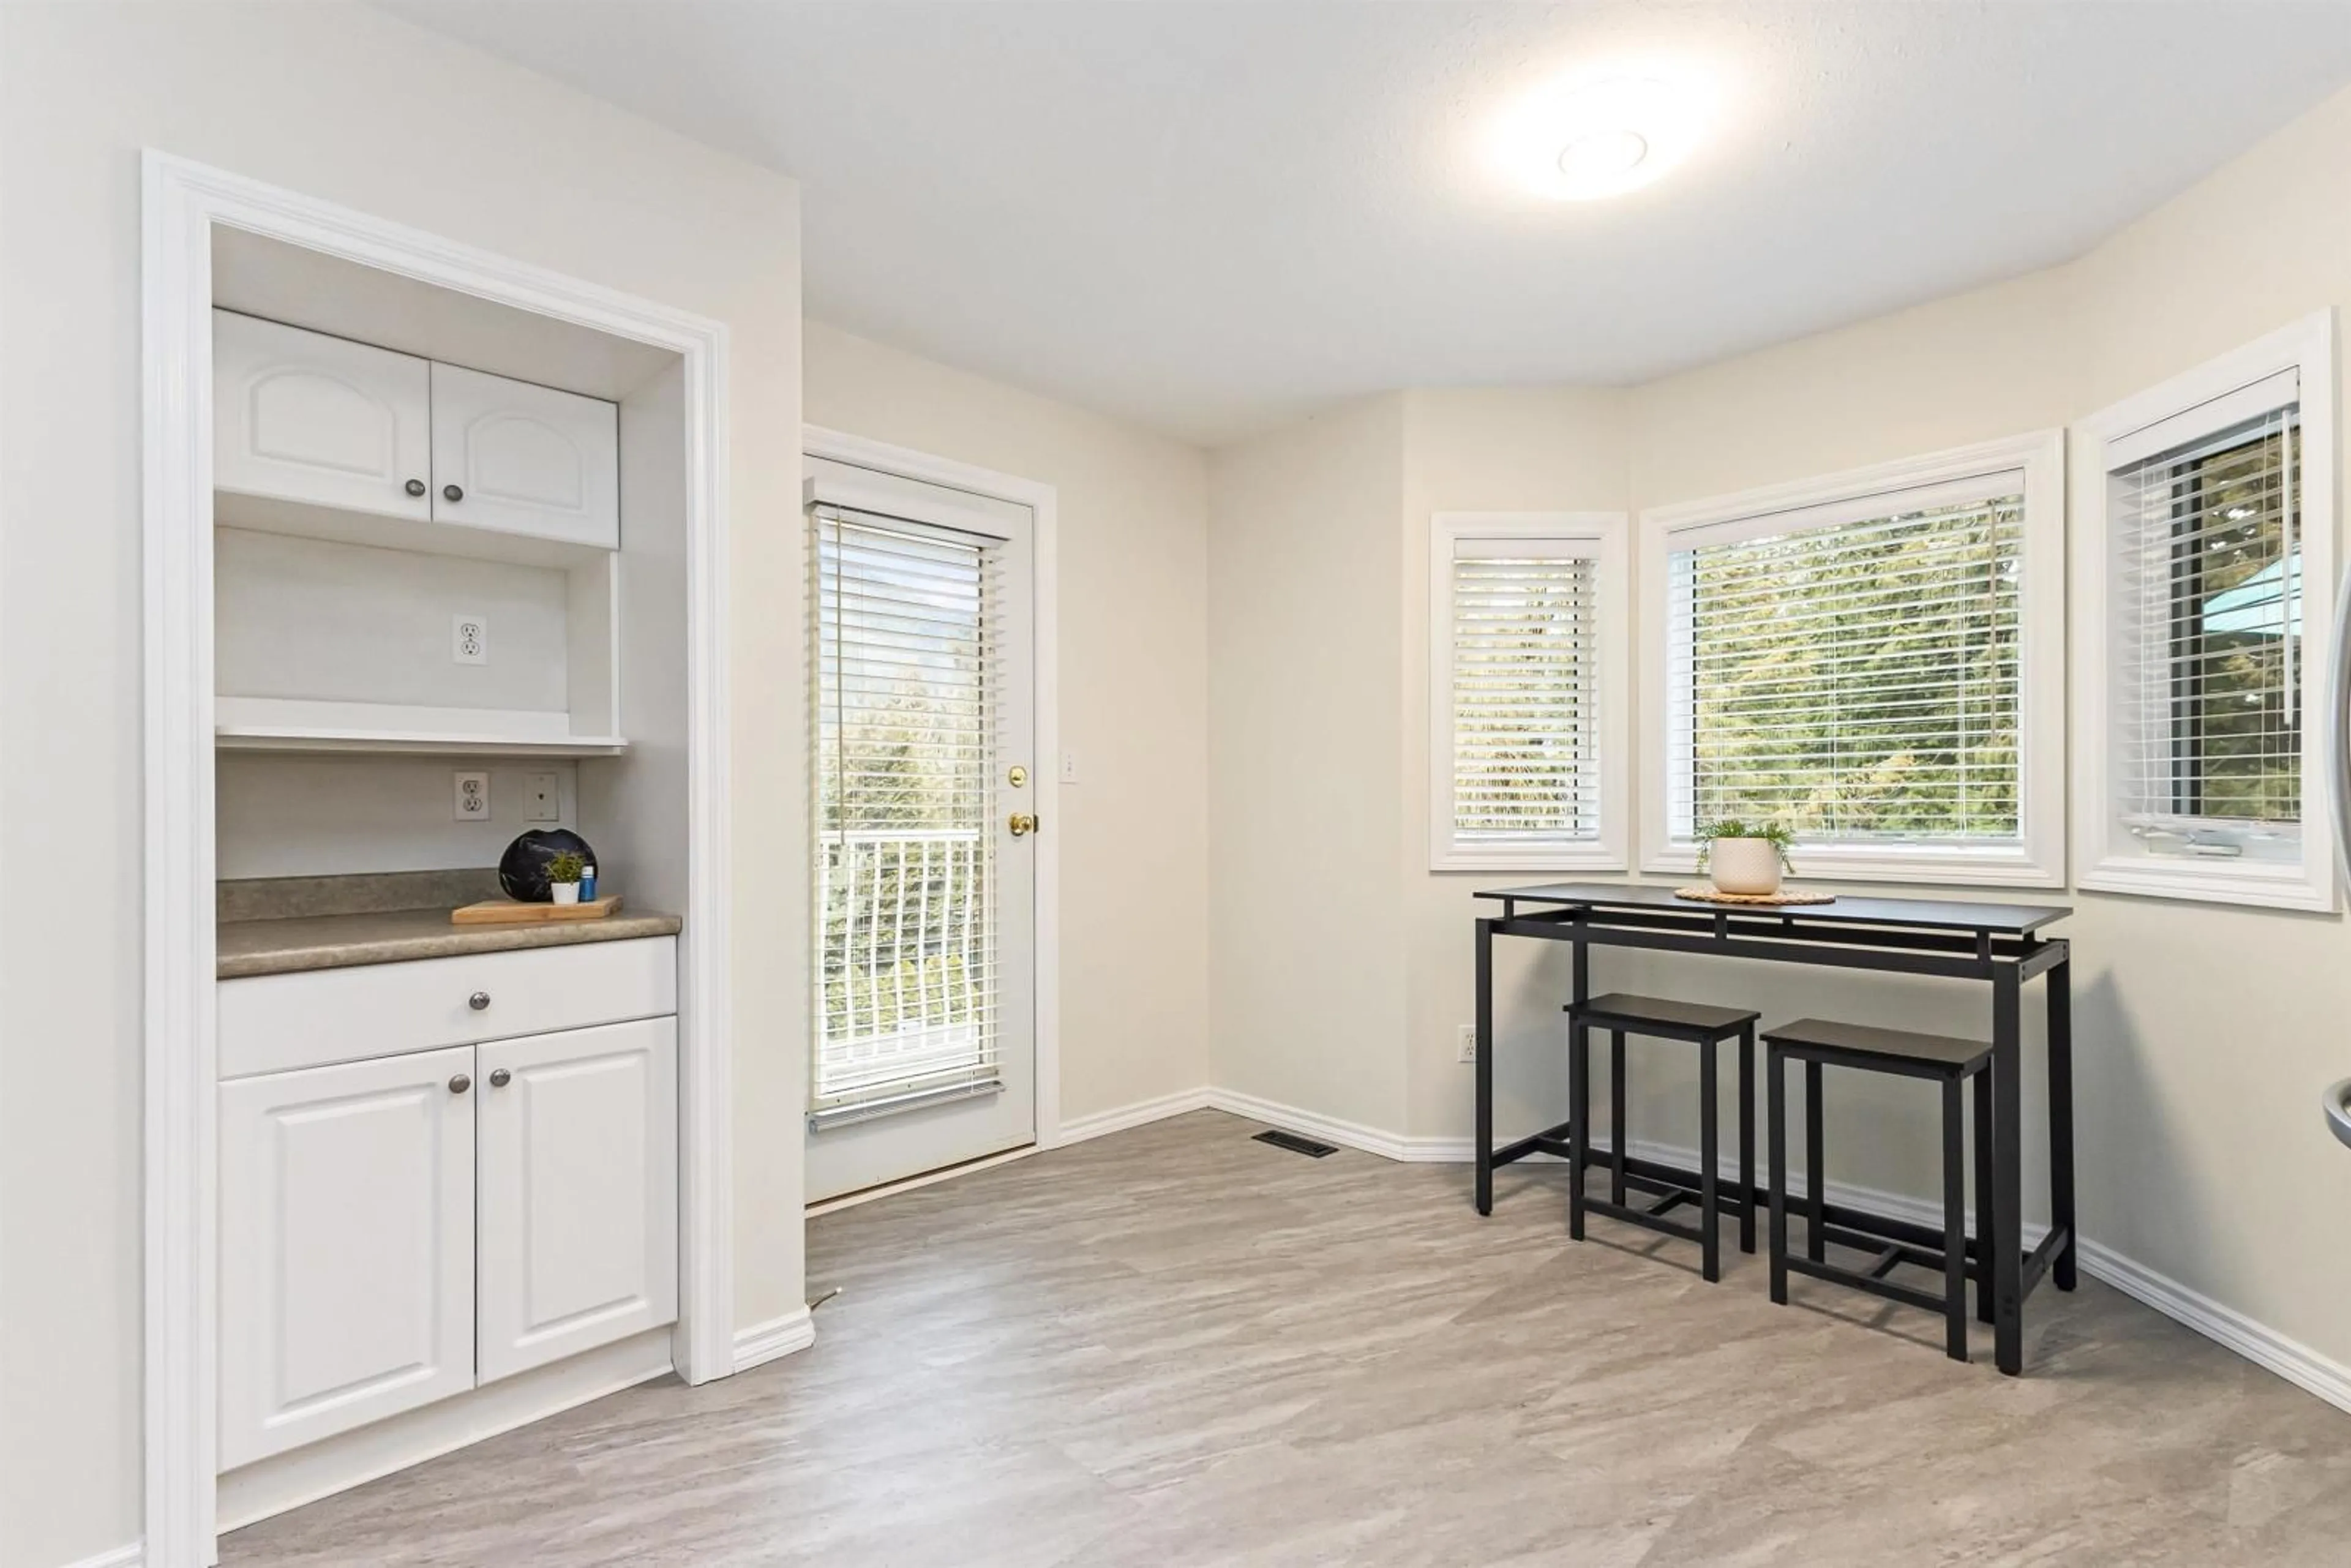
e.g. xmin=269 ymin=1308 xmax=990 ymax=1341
xmin=214 ymin=309 xmax=433 ymax=522
xmin=430 ymin=361 xmax=620 ymax=549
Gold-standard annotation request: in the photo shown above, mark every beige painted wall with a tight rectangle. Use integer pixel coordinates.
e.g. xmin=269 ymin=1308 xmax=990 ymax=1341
xmin=1206 ymin=396 xmax=1411 ymax=1133
xmin=802 ymin=321 xmax=1213 ymax=1123
xmin=0 ymin=6 xmax=804 ymax=1564
xmin=1255 ymin=84 xmax=2351 ymax=1385
xmin=1399 ymin=388 xmax=1635 ymax=1145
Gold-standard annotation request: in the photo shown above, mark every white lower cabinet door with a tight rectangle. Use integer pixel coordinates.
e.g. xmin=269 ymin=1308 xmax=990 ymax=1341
xmin=476 ymin=1018 xmax=678 ymax=1384
xmin=219 ymin=1046 xmax=477 ymax=1469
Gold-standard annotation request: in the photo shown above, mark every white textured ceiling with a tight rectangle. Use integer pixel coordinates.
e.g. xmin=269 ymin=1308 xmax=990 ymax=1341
xmin=386 ymin=1 xmax=2351 ymax=445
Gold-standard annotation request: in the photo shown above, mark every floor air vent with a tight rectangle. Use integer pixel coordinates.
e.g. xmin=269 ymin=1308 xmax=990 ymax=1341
xmin=1253 ymin=1128 xmax=1337 ymax=1158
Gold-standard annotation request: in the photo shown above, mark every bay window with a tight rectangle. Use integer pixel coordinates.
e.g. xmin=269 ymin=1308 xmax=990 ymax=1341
xmin=2072 ymin=314 xmax=2336 ymax=910
xmin=1642 ymin=433 xmax=2065 ymax=885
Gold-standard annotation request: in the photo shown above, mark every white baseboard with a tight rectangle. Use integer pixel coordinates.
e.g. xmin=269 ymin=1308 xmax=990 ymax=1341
xmin=58 ymin=1544 xmax=142 ymax=1568
xmin=2077 ymin=1235 xmax=2351 ymax=1415
xmin=732 ymin=1306 xmax=816 ymax=1373
xmin=1054 ymin=1086 xmax=1212 ymax=1147
xmin=1218 ymin=1093 xmax=2351 ymax=1419
xmin=1201 ymin=1087 xmax=1415 ymax=1160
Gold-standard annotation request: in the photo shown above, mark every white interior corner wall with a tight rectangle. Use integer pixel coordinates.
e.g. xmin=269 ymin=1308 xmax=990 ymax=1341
xmin=1204 ymin=395 xmax=1412 ymax=1135
xmin=0 ymin=6 xmax=803 ymax=1566
xmin=800 ymin=322 xmax=1214 ymax=1128
xmin=1397 ymin=388 xmax=1638 ymax=1149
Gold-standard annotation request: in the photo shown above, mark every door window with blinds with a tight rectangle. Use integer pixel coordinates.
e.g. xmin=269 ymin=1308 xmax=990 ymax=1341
xmin=1644 ymin=435 xmax=2064 ymax=884
xmin=810 ymin=506 xmax=1007 ymax=1127
xmin=1428 ymin=512 xmax=1629 ymax=870
xmin=2074 ymin=315 xmax=2336 ymax=911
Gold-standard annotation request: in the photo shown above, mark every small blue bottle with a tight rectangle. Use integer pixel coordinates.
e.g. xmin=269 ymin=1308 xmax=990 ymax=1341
xmin=579 ymin=862 xmax=598 ymax=900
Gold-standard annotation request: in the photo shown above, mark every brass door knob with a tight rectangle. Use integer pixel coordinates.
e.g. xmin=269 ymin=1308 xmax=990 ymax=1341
xmin=1008 ymin=812 xmax=1039 ymax=838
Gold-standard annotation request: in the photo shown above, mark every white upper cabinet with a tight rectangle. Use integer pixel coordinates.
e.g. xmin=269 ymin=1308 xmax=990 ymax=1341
xmin=474 ymin=1018 xmax=677 ymax=1384
xmin=430 ymin=361 xmax=620 ymax=550
xmin=218 ymin=1046 xmax=477 ymax=1469
xmin=214 ymin=310 xmax=432 ymax=522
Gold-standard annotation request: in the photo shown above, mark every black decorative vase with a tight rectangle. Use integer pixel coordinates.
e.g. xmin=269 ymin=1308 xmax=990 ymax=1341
xmin=498 ymin=828 xmax=595 ymax=903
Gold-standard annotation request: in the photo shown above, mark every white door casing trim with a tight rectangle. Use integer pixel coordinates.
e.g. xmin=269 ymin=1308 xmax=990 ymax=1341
xmin=801 ymin=425 xmax=1064 ymax=1151
xmin=143 ymin=151 xmax=735 ymax=1567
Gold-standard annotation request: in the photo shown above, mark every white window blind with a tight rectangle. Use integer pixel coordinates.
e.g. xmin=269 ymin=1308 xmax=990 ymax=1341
xmin=2108 ymin=396 xmax=2301 ymax=855
xmin=811 ymin=506 xmax=1003 ymax=1123
xmin=1667 ymin=489 xmax=2025 ymax=846
xmin=1448 ymin=538 xmax=1601 ymax=850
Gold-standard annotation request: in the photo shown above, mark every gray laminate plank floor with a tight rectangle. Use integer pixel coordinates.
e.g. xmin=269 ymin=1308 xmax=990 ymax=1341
xmin=222 ymin=1109 xmax=2351 ymax=1566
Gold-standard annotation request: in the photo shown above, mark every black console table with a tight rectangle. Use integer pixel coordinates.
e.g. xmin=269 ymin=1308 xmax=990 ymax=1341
xmin=1473 ymin=882 xmax=2074 ymax=1376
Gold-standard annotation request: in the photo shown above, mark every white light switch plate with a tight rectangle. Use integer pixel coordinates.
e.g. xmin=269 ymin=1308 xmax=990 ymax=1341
xmin=1060 ymin=751 xmax=1080 ymax=784
xmin=453 ymin=771 xmax=491 ymax=822
xmin=522 ymin=771 xmax=561 ymax=823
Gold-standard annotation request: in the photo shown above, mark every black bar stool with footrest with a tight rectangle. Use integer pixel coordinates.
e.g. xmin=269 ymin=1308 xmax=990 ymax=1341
xmin=1764 ymin=1018 xmax=1993 ymax=1363
xmin=1567 ymin=993 xmax=1758 ymax=1282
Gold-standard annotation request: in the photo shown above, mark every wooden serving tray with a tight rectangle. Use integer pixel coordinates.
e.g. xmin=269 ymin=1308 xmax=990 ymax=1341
xmin=451 ymin=895 xmax=623 ymax=925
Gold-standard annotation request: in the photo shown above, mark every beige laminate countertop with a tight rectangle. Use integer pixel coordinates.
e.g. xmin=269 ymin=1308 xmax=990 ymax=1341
xmin=218 ymin=906 xmax=684 ymax=979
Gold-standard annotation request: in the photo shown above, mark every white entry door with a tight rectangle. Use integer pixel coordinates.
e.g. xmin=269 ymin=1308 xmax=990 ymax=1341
xmin=805 ymin=455 xmax=1038 ymax=1202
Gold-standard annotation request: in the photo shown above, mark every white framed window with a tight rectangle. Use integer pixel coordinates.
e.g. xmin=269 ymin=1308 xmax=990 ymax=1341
xmin=1428 ymin=511 xmax=1630 ymax=871
xmin=1640 ymin=432 xmax=2066 ymax=886
xmin=2072 ymin=312 xmax=2336 ymax=912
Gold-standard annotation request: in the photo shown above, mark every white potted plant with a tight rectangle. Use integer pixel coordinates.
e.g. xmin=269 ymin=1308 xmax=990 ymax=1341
xmin=1695 ymin=819 xmax=1795 ymax=896
xmin=544 ymin=849 xmax=587 ymax=905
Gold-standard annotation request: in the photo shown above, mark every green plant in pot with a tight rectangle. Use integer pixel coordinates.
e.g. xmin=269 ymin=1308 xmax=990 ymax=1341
xmin=1695 ymin=819 xmax=1795 ymax=896
xmin=544 ymin=849 xmax=587 ymax=904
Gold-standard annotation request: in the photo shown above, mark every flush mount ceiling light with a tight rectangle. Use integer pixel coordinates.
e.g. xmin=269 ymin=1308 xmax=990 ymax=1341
xmin=1494 ymin=73 xmax=1708 ymax=201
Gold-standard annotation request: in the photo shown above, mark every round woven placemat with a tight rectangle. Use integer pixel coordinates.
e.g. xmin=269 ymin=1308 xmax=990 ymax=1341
xmin=1673 ymin=885 xmax=1836 ymax=907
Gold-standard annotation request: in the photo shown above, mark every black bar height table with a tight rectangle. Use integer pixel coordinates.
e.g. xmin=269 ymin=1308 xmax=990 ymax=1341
xmin=1473 ymin=883 xmax=2074 ymax=1376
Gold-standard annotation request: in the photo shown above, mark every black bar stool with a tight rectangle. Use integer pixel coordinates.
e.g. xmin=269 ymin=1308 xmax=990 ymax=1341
xmin=1763 ymin=1018 xmax=1993 ymax=1363
xmin=1566 ymin=993 xmax=1758 ymax=1282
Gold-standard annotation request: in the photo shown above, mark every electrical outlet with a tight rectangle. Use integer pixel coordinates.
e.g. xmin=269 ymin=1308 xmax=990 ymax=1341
xmin=453 ymin=770 xmax=491 ymax=822
xmin=1457 ymin=1024 xmax=1478 ymax=1063
xmin=523 ymin=771 xmax=561 ymax=823
xmin=452 ymin=613 xmax=489 ymax=666
xmin=1060 ymin=750 xmax=1080 ymax=784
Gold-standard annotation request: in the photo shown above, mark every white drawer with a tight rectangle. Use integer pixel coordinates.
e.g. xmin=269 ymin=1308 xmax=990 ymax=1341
xmin=219 ymin=937 xmax=676 ymax=1080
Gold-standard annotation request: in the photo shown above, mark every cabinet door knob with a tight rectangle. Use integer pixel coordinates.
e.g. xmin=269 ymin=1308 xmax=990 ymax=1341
xmin=405 ymin=478 xmax=427 ymax=497
xmin=489 ymin=1068 xmax=512 ymax=1088
xmin=443 ymin=483 xmax=465 ymax=503
xmin=468 ymin=991 xmax=491 ymax=1011
xmin=448 ymin=1073 xmax=472 ymax=1095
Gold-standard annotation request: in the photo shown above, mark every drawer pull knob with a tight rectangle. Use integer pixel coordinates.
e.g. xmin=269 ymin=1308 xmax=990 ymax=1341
xmin=489 ymin=1068 xmax=512 ymax=1088
xmin=443 ymin=483 xmax=465 ymax=503
xmin=448 ymin=1073 xmax=472 ymax=1095
xmin=468 ymin=991 xmax=491 ymax=1011
xmin=405 ymin=478 xmax=427 ymax=497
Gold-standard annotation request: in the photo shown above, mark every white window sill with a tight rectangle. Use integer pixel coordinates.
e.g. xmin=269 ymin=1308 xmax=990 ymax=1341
xmin=2079 ymin=856 xmax=2336 ymax=914
xmin=1433 ymin=845 xmax=1627 ymax=876
xmin=1644 ymin=843 xmax=2064 ymax=890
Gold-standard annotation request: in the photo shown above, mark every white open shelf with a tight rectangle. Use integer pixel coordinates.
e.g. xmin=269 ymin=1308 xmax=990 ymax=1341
xmin=216 ymin=697 xmax=628 ymax=757
xmin=213 ymin=524 xmax=624 ymax=760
